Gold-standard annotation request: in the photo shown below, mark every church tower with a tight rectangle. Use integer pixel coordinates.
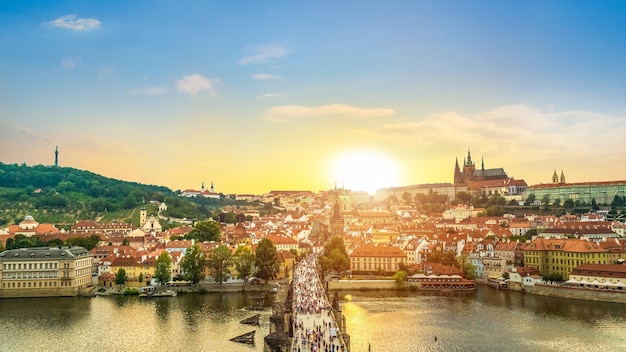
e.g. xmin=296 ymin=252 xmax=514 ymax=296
xmin=54 ymin=146 xmax=59 ymax=167
xmin=462 ymin=149 xmax=476 ymax=183
xmin=454 ymin=157 xmax=462 ymax=185
xmin=201 ymin=181 xmax=205 ymax=192
xmin=552 ymin=170 xmax=559 ymax=184
xmin=560 ymin=170 xmax=566 ymax=184
xmin=139 ymin=206 xmax=147 ymax=227
xmin=210 ymin=181 xmax=215 ymax=193
xmin=330 ymin=200 xmax=344 ymax=238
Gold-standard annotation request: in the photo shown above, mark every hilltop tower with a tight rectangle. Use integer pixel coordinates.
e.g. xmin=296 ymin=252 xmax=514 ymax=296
xmin=560 ymin=170 xmax=566 ymax=184
xmin=54 ymin=146 xmax=59 ymax=167
xmin=210 ymin=181 xmax=215 ymax=193
xmin=201 ymin=181 xmax=205 ymax=192
xmin=552 ymin=170 xmax=559 ymax=184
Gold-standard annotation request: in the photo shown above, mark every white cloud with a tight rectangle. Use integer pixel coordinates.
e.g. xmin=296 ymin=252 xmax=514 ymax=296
xmin=258 ymin=93 xmax=285 ymax=99
xmin=98 ymin=65 xmax=115 ymax=79
xmin=176 ymin=74 xmax=219 ymax=96
xmin=44 ymin=14 xmax=102 ymax=31
xmin=239 ymin=44 xmax=291 ymax=65
xmin=61 ymin=57 xmax=81 ymax=70
xmin=263 ymin=104 xmax=395 ymax=122
xmin=129 ymin=86 xmax=169 ymax=96
xmin=252 ymin=73 xmax=279 ymax=80
xmin=378 ymin=104 xmax=626 ymax=170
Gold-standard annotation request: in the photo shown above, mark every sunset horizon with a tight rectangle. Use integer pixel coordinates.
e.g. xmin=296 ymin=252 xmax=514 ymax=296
xmin=2 ymin=1 xmax=626 ymax=195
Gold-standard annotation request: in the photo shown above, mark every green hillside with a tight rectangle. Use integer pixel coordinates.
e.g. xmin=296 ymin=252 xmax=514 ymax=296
xmin=0 ymin=163 xmax=190 ymax=226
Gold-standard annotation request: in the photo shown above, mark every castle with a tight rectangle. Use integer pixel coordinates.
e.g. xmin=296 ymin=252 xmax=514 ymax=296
xmin=454 ymin=149 xmax=509 ymax=186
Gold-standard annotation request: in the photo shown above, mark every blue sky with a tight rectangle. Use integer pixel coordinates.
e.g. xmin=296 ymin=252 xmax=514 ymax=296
xmin=1 ymin=1 xmax=626 ymax=194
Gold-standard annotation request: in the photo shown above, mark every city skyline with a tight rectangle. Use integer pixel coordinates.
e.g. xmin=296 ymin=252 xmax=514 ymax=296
xmin=2 ymin=1 xmax=626 ymax=194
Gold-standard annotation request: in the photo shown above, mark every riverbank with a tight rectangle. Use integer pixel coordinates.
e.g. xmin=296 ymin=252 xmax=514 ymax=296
xmin=95 ymin=280 xmax=283 ymax=296
xmin=516 ymin=283 xmax=626 ymax=304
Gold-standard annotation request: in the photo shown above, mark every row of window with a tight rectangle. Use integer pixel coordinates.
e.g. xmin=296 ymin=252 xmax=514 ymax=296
xmin=3 ymin=263 xmax=59 ymax=270
xmin=2 ymin=272 xmax=59 ymax=279
xmin=2 ymin=281 xmax=58 ymax=288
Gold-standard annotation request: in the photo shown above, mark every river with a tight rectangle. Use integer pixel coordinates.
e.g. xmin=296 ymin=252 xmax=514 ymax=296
xmin=0 ymin=287 xmax=625 ymax=352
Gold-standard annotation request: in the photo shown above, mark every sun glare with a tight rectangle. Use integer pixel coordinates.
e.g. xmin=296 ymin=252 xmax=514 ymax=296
xmin=331 ymin=150 xmax=400 ymax=195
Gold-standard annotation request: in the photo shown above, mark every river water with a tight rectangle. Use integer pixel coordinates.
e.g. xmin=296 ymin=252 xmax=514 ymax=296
xmin=0 ymin=287 xmax=625 ymax=352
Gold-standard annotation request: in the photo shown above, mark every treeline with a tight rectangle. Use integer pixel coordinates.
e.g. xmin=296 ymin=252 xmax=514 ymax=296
xmin=2 ymin=234 xmax=101 ymax=251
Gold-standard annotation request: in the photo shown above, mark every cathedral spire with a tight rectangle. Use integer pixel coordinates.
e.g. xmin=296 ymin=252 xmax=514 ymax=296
xmin=481 ymin=155 xmax=484 ymax=171
xmin=466 ymin=148 xmax=473 ymax=165
xmin=201 ymin=181 xmax=205 ymax=192
xmin=560 ymin=170 xmax=566 ymax=184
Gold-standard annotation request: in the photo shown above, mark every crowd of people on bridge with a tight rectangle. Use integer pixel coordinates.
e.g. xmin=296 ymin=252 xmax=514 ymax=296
xmin=291 ymin=255 xmax=346 ymax=352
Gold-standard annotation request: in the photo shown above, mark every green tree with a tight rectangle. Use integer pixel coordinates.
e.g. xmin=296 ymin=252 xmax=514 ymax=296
xmin=393 ymin=270 xmax=407 ymax=288
xmin=115 ymin=268 xmax=128 ymax=288
xmin=526 ymin=194 xmax=536 ymax=205
xmin=319 ymin=237 xmax=350 ymax=274
xmin=457 ymin=255 xmax=476 ymax=279
xmin=455 ymin=191 xmax=472 ymax=204
xmin=207 ymin=245 xmax=232 ymax=284
xmin=591 ymin=198 xmax=600 ymax=211
xmin=563 ymin=199 xmax=575 ymax=208
xmin=254 ymin=238 xmax=279 ymax=284
xmin=138 ymin=272 xmax=144 ymax=286
xmin=429 ymin=250 xmax=458 ymax=267
xmin=181 ymin=244 xmax=206 ymax=284
xmin=553 ymin=198 xmax=561 ymax=207
xmin=154 ymin=252 xmax=172 ymax=285
xmin=186 ymin=220 xmax=221 ymax=242
xmin=234 ymin=246 xmax=255 ymax=284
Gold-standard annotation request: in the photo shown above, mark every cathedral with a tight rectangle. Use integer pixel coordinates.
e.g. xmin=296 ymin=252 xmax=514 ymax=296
xmin=454 ymin=149 xmax=509 ymax=186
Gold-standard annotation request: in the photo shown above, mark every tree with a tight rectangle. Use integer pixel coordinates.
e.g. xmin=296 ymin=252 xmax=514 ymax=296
xmin=186 ymin=220 xmax=221 ymax=242
xmin=553 ymin=198 xmax=561 ymax=207
xmin=154 ymin=252 xmax=172 ymax=285
xmin=115 ymin=268 xmax=128 ymax=288
xmin=455 ymin=191 xmax=472 ymax=204
xmin=207 ymin=245 xmax=232 ymax=284
xmin=319 ymin=237 xmax=350 ymax=274
xmin=526 ymin=194 xmax=536 ymax=205
xmin=429 ymin=250 xmax=458 ymax=267
xmin=542 ymin=194 xmax=551 ymax=207
xmin=563 ymin=199 xmax=575 ymax=208
xmin=591 ymin=198 xmax=600 ymax=211
xmin=181 ymin=244 xmax=206 ymax=285
xmin=138 ymin=272 xmax=144 ymax=286
xmin=234 ymin=246 xmax=255 ymax=284
xmin=255 ymin=238 xmax=279 ymax=284
xmin=393 ymin=270 xmax=407 ymax=288
xmin=457 ymin=255 xmax=476 ymax=280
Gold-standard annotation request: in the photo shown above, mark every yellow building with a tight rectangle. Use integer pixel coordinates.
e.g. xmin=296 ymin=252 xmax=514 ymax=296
xmin=523 ymin=238 xmax=623 ymax=279
xmin=350 ymin=244 xmax=406 ymax=274
xmin=0 ymin=247 xmax=93 ymax=298
xmin=109 ymin=255 xmax=155 ymax=287
xmin=372 ymin=229 xmax=400 ymax=243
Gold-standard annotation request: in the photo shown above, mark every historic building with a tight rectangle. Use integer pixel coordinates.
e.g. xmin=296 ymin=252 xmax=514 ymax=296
xmin=454 ymin=149 xmax=509 ymax=186
xmin=0 ymin=246 xmax=93 ymax=298
xmin=525 ymin=179 xmax=626 ymax=205
xmin=349 ymin=244 xmax=406 ymax=274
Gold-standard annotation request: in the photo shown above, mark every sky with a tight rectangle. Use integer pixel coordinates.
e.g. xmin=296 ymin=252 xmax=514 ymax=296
xmin=1 ymin=1 xmax=626 ymax=195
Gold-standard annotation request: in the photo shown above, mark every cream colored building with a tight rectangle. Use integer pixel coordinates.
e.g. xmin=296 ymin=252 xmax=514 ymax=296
xmin=0 ymin=247 xmax=93 ymax=298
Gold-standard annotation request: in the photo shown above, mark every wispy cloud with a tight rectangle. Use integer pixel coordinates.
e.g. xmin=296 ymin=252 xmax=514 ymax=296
xmin=258 ymin=93 xmax=285 ymax=99
xmin=98 ymin=65 xmax=115 ymax=79
xmin=378 ymin=104 xmax=626 ymax=168
xmin=44 ymin=14 xmax=102 ymax=31
xmin=252 ymin=73 xmax=279 ymax=80
xmin=129 ymin=86 xmax=169 ymax=96
xmin=176 ymin=74 xmax=219 ymax=96
xmin=61 ymin=57 xmax=81 ymax=70
xmin=263 ymin=104 xmax=395 ymax=122
xmin=239 ymin=44 xmax=291 ymax=65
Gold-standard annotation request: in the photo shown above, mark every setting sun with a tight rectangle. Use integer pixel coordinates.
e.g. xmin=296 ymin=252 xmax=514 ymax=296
xmin=330 ymin=150 xmax=400 ymax=195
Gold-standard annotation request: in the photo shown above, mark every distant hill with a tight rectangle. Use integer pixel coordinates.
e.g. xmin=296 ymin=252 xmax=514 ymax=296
xmin=0 ymin=162 xmax=187 ymax=227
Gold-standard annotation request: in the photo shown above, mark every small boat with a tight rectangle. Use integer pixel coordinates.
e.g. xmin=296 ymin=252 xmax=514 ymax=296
xmin=139 ymin=290 xmax=177 ymax=298
xmin=240 ymin=314 xmax=260 ymax=325
xmin=230 ymin=330 xmax=255 ymax=344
